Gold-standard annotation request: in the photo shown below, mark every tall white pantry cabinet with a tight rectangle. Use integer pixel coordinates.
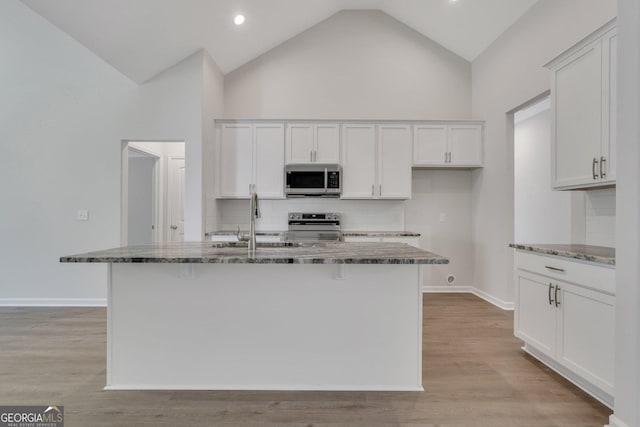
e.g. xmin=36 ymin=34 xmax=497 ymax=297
xmin=546 ymin=19 xmax=616 ymax=190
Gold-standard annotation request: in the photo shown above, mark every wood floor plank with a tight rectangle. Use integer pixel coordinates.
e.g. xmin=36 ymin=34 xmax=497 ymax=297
xmin=0 ymin=294 xmax=611 ymax=426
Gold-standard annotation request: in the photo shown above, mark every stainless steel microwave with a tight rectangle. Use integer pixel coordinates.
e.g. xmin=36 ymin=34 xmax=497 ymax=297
xmin=285 ymin=164 xmax=341 ymax=197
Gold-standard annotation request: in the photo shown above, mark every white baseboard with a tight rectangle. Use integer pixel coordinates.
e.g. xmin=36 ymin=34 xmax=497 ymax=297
xmin=608 ymin=415 xmax=630 ymax=427
xmin=471 ymin=287 xmax=514 ymax=311
xmin=423 ymin=286 xmax=514 ymax=311
xmin=0 ymin=298 xmax=107 ymax=307
xmin=104 ymin=384 xmax=424 ymax=391
xmin=423 ymin=285 xmax=473 ymax=293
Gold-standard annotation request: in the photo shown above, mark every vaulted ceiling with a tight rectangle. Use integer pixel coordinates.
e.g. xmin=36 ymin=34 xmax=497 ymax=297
xmin=21 ymin=0 xmax=539 ymax=83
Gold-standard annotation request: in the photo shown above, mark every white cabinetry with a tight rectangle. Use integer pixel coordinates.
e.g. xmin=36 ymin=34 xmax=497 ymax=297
xmin=285 ymin=123 xmax=340 ymax=164
xmin=344 ymin=235 xmax=420 ymax=248
xmin=218 ymin=122 xmax=285 ymax=199
xmin=413 ymin=124 xmax=483 ymax=167
xmin=546 ymin=20 xmax=616 ymax=190
xmin=514 ymin=251 xmax=615 ymax=407
xmin=341 ymin=124 xmax=412 ymax=199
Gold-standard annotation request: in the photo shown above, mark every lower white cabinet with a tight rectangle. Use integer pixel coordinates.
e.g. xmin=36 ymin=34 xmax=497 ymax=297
xmin=514 ymin=251 xmax=615 ymax=407
xmin=343 ymin=235 xmax=420 ymax=248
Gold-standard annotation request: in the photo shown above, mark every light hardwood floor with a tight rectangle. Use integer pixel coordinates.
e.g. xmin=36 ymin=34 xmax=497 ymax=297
xmin=0 ymin=293 xmax=610 ymax=426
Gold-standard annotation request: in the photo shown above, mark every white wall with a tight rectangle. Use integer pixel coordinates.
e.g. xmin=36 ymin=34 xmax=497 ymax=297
xmin=0 ymin=1 xmax=136 ymax=304
xmin=406 ymin=170 xmax=473 ymax=288
xmin=202 ymin=52 xmax=225 ymax=233
xmin=225 ymin=10 xmax=471 ymax=120
xmin=221 ymin=10 xmax=473 ymax=288
xmin=219 ymin=199 xmax=406 ymax=231
xmin=514 ymin=100 xmax=585 ymax=244
xmin=0 ymin=3 xmax=225 ymax=304
xmin=585 ymin=188 xmax=616 ymax=247
xmin=128 ymin=51 xmax=204 ymax=240
xmin=471 ymin=0 xmax=617 ymax=304
xmin=612 ymin=0 xmax=640 ymax=425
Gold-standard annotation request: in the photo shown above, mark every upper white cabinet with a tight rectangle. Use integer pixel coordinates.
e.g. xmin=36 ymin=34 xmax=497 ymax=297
xmin=546 ymin=20 xmax=616 ymax=190
xmin=341 ymin=124 xmax=412 ymax=199
xmin=378 ymin=124 xmax=412 ymax=198
xmin=218 ymin=122 xmax=285 ymax=199
xmin=285 ymin=123 xmax=340 ymax=164
xmin=341 ymin=124 xmax=377 ymax=198
xmin=413 ymin=124 xmax=483 ymax=167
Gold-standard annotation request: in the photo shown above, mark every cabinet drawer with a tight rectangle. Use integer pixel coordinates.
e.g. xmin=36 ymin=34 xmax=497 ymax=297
xmin=515 ymin=251 xmax=614 ymax=294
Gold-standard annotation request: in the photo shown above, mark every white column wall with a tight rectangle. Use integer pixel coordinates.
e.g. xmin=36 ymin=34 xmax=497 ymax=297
xmin=471 ymin=0 xmax=616 ymax=304
xmin=611 ymin=0 xmax=640 ymax=425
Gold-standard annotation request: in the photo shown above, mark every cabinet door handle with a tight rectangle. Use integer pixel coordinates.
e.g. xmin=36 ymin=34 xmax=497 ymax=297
xmin=600 ymin=156 xmax=606 ymax=179
xmin=548 ymin=283 xmax=554 ymax=305
xmin=449 ymin=152 xmax=452 ymax=163
xmin=444 ymin=151 xmax=448 ymax=163
xmin=554 ymin=285 xmax=561 ymax=307
xmin=544 ymin=265 xmax=565 ymax=273
xmin=310 ymin=151 xmax=313 ymax=162
xmin=592 ymin=157 xmax=599 ymax=180
xmin=379 ymin=184 xmax=382 ymax=195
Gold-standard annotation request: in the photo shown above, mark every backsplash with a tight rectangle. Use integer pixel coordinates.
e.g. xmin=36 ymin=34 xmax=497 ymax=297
xmin=585 ymin=188 xmax=616 ymax=247
xmin=219 ymin=198 xmax=406 ymax=231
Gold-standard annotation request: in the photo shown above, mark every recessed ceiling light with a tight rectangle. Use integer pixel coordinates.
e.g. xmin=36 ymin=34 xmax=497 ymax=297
xmin=234 ymin=14 xmax=245 ymax=25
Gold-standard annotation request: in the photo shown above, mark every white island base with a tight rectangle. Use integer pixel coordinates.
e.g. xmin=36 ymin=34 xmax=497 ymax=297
xmin=106 ymin=263 xmax=424 ymax=391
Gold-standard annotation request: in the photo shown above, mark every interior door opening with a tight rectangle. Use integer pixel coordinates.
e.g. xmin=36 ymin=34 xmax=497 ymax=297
xmin=512 ymin=94 xmax=584 ymax=244
xmin=121 ymin=141 xmax=186 ymax=245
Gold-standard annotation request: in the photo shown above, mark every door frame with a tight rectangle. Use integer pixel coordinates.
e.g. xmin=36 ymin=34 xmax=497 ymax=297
xmin=121 ymin=140 xmax=184 ymax=246
xmin=167 ymin=155 xmax=186 ymax=242
xmin=126 ymin=146 xmax=161 ymax=244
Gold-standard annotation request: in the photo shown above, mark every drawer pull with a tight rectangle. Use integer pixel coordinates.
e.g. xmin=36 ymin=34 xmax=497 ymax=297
xmin=545 ymin=265 xmax=565 ymax=273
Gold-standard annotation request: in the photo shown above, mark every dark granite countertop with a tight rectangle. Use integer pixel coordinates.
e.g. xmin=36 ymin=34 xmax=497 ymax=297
xmin=342 ymin=231 xmax=420 ymax=237
xmin=510 ymin=243 xmax=615 ymax=266
xmin=205 ymin=230 xmax=420 ymax=238
xmin=61 ymin=241 xmax=448 ymax=265
xmin=206 ymin=230 xmax=284 ymax=237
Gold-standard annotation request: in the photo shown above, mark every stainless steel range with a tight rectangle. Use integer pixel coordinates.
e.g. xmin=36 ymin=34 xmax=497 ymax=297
xmin=287 ymin=212 xmax=342 ymax=242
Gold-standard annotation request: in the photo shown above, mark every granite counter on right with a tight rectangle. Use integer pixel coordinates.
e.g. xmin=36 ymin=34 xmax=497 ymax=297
xmin=509 ymin=243 xmax=615 ymax=266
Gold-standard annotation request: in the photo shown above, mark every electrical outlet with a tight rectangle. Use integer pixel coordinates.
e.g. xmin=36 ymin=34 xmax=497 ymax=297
xmin=77 ymin=210 xmax=89 ymax=221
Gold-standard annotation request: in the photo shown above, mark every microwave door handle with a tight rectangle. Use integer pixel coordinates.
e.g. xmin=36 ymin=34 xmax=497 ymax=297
xmin=324 ymin=168 xmax=328 ymax=192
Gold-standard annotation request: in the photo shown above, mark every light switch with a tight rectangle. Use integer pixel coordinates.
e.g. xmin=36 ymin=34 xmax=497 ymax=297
xmin=77 ymin=210 xmax=89 ymax=221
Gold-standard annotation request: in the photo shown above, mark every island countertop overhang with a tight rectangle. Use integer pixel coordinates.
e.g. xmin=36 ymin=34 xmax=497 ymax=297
xmin=60 ymin=241 xmax=448 ymax=265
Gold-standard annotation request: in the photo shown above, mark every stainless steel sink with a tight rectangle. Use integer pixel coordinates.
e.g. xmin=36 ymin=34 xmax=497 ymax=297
xmin=212 ymin=241 xmax=304 ymax=249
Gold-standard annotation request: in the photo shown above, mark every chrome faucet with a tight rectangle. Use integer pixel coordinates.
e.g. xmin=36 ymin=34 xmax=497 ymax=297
xmin=248 ymin=191 xmax=261 ymax=253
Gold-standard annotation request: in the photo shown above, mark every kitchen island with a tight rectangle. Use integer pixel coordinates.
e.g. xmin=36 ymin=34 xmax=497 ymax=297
xmin=61 ymin=242 xmax=448 ymax=391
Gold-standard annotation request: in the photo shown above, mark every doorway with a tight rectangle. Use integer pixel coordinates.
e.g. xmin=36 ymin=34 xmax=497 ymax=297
xmin=127 ymin=147 xmax=159 ymax=245
xmin=121 ymin=141 xmax=186 ymax=245
xmin=512 ymin=95 xmax=583 ymax=244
